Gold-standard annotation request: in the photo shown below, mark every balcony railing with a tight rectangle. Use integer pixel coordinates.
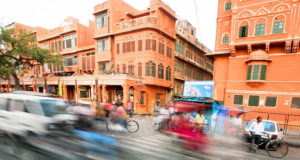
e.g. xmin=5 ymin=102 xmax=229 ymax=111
xmin=114 ymin=16 xmax=157 ymax=33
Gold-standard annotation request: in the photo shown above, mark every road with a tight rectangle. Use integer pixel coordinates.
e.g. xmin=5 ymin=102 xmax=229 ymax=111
xmin=0 ymin=115 xmax=299 ymax=160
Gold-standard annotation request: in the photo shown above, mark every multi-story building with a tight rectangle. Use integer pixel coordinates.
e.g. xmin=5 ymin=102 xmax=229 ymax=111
xmin=210 ymin=0 xmax=300 ymax=114
xmin=173 ymin=20 xmax=213 ymax=97
xmin=0 ymin=0 xmax=214 ymax=114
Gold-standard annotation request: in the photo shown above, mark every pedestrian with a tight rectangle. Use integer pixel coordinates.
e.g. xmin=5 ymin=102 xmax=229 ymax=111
xmin=153 ymin=101 xmax=160 ymax=117
xmin=248 ymin=116 xmax=265 ymax=151
xmin=195 ymin=110 xmax=207 ymax=133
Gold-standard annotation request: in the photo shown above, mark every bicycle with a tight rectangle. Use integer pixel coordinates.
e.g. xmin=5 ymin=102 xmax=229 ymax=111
xmin=248 ymin=132 xmax=288 ymax=158
xmin=106 ymin=119 xmax=139 ymax=133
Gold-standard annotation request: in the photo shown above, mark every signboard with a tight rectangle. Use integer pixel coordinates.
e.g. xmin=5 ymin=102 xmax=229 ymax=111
xmin=77 ymin=81 xmax=95 ymax=85
xmin=103 ymin=80 xmax=124 ymax=85
xmin=183 ymin=81 xmax=214 ymax=98
xmin=64 ymin=81 xmax=75 ymax=85
xmin=24 ymin=81 xmax=33 ymax=85
xmin=47 ymin=81 xmax=58 ymax=85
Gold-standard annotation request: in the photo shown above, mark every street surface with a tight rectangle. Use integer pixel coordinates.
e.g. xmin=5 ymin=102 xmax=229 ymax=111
xmin=0 ymin=116 xmax=299 ymax=160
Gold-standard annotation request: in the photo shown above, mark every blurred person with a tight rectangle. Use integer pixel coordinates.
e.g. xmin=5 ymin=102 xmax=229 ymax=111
xmin=126 ymin=102 xmax=133 ymax=118
xmin=232 ymin=114 xmax=242 ymax=131
xmin=110 ymin=102 xmax=128 ymax=128
xmin=249 ymin=116 xmax=264 ymax=148
xmin=195 ymin=110 xmax=207 ymax=134
xmin=153 ymin=101 xmax=160 ymax=117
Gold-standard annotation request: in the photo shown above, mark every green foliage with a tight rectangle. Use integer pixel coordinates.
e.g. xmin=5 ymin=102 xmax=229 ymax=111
xmin=0 ymin=27 xmax=61 ymax=86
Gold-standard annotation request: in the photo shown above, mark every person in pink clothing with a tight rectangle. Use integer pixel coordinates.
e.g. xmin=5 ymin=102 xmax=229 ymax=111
xmin=110 ymin=102 xmax=128 ymax=128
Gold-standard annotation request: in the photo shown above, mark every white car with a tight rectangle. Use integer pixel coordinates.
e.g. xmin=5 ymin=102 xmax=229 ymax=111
xmin=243 ymin=119 xmax=284 ymax=143
xmin=0 ymin=93 xmax=78 ymax=136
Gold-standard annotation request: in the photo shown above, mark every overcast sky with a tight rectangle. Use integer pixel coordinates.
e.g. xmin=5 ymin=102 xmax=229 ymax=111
xmin=0 ymin=0 xmax=218 ymax=50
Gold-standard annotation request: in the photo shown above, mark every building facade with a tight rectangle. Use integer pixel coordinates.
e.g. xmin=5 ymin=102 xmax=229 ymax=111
xmin=173 ymin=20 xmax=213 ymax=97
xmin=211 ymin=0 xmax=300 ymax=114
xmin=0 ymin=0 xmax=213 ymax=114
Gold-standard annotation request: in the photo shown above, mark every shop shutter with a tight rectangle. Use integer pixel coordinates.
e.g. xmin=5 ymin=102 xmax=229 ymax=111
xmin=260 ymin=65 xmax=267 ymax=80
xmin=247 ymin=65 xmax=252 ymax=80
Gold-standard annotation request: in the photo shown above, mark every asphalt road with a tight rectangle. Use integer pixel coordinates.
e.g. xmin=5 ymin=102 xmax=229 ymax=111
xmin=0 ymin=115 xmax=299 ymax=160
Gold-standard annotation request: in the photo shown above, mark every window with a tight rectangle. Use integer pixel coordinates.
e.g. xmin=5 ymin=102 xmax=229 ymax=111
xmin=175 ymin=42 xmax=184 ymax=55
xmin=82 ymin=52 xmax=95 ymax=71
xmin=225 ymin=3 xmax=231 ymax=10
xmin=63 ymin=34 xmax=77 ymax=49
xmin=233 ymin=95 xmax=243 ymax=105
xmin=159 ymin=43 xmax=165 ymax=54
xmin=98 ymin=62 xmax=108 ymax=74
xmin=239 ymin=26 xmax=248 ymax=38
xmin=140 ymin=91 xmax=145 ymax=105
xmin=96 ymin=12 xmax=108 ymax=28
xmin=138 ymin=63 xmax=142 ymax=76
xmin=0 ymin=97 xmax=7 ymax=110
xmin=116 ymin=64 xmax=120 ymax=73
xmin=122 ymin=41 xmax=135 ymax=53
xmin=223 ymin=36 xmax=229 ymax=44
xmin=273 ymin=21 xmax=284 ymax=34
xmin=265 ymin=96 xmax=277 ymax=107
xmin=145 ymin=61 xmax=156 ymax=77
xmin=138 ymin=40 xmax=142 ymax=51
xmin=255 ymin=24 xmax=265 ymax=36
xmin=247 ymin=64 xmax=267 ymax=81
xmin=248 ymin=95 xmax=259 ymax=107
xmin=167 ymin=47 xmax=172 ymax=58
xmin=122 ymin=64 xmax=126 ymax=73
xmin=9 ymin=99 xmax=25 ymax=111
xmin=97 ymin=38 xmax=109 ymax=52
xmin=158 ymin=63 xmax=164 ymax=79
xmin=166 ymin=66 xmax=171 ymax=81
xmin=145 ymin=39 xmax=156 ymax=51
xmin=128 ymin=65 xmax=134 ymax=75
xmin=64 ymin=55 xmax=77 ymax=66
xmin=291 ymin=97 xmax=300 ymax=109
xmin=116 ymin=44 xmax=120 ymax=54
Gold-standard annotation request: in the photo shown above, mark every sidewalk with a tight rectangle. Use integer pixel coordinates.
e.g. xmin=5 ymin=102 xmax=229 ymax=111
xmin=285 ymin=136 xmax=300 ymax=148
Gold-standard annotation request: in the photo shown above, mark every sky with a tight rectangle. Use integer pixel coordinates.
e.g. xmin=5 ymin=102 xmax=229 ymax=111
xmin=0 ymin=0 xmax=218 ymax=50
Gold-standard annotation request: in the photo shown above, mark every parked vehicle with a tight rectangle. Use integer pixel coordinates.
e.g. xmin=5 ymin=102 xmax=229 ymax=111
xmin=243 ymin=119 xmax=288 ymax=158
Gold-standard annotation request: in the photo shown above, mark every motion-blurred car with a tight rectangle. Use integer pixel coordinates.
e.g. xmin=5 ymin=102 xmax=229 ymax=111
xmin=243 ymin=119 xmax=283 ymax=143
xmin=0 ymin=93 xmax=78 ymax=136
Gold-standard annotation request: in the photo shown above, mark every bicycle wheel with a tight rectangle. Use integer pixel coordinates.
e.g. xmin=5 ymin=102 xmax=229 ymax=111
xmin=126 ymin=120 xmax=139 ymax=133
xmin=265 ymin=140 xmax=288 ymax=158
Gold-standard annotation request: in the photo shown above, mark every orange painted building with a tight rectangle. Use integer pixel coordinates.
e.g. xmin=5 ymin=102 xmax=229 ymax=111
xmin=0 ymin=0 xmax=213 ymax=114
xmin=210 ymin=0 xmax=300 ymax=114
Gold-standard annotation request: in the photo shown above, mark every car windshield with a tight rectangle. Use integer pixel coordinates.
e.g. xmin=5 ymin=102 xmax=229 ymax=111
xmin=263 ymin=121 xmax=276 ymax=132
xmin=39 ymin=99 xmax=68 ymax=117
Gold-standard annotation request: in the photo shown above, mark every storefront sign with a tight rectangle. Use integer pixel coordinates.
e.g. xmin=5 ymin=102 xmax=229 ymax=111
xmin=103 ymin=80 xmax=124 ymax=85
xmin=77 ymin=81 xmax=95 ymax=85
xmin=24 ymin=81 xmax=33 ymax=85
xmin=183 ymin=81 xmax=214 ymax=98
xmin=47 ymin=81 xmax=58 ymax=85
xmin=37 ymin=82 xmax=45 ymax=86
xmin=64 ymin=81 xmax=75 ymax=85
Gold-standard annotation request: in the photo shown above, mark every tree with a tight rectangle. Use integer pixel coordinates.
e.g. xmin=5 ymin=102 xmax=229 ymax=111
xmin=0 ymin=27 xmax=61 ymax=90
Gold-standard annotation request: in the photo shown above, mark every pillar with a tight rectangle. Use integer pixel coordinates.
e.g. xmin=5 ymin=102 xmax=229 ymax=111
xmin=122 ymin=84 xmax=128 ymax=106
xmin=63 ymin=85 xmax=68 ymax=100
xmin=97 ymin=85 xmax=102 ymax=103
xmin=102 ymin=85 xmax=107 ymax=103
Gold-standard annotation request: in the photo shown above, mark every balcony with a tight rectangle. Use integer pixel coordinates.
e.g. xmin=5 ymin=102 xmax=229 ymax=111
xmin=233 ymin=33 xmax=288 ymax=46
xmin=114 ymin=16 xmax=157 ymax=33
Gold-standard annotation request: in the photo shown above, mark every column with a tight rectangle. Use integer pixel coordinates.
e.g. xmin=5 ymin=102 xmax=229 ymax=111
xmin=122 ymin=84 xmax=128 ymax=106
xmin=102 ymin=85 xmax=106 ymax=103
xmin=97 ymin=85 xmax=102 ymax=103
xmin=63 ymin=85 xmax=68 ymax=100
xmin=90 ymin=85 xmax=94 ymax=99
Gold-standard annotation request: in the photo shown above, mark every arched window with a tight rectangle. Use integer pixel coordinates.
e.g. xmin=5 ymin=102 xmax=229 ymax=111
xmin=146 ymin=61 xmax=151 ymax=76
xmin=255 ymin=18 xmax=266 ymax=36
xmin=138 ymin=63 xmax=142 ymax=76
xmin=222 ymin=34 xmax=229 ymax=44
xmin=158 ymin=63 xmax=164 ymax=79
xmin=239 ymin=21 xmax=249 ymax=38
xmin=151 ymin=63 xmax=156 ymax=77
xmin=166 ymin=66 xmax=171 ymax=81
xmin=122 ymin=64 xmax=126 ymax=73
xmin=225 ymin=0 xmax=232 ymax=11
xmin=272 ymin=15 xmax=285 ymax=34
xmin=116 ymin=64 xmax=120 ymax=73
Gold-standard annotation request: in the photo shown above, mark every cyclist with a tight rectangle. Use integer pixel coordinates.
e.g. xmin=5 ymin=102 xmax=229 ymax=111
xmin=248 ymin=116 xmax=265 ymax=150
xmin=111 ymin=102 xmax=128 ymax=128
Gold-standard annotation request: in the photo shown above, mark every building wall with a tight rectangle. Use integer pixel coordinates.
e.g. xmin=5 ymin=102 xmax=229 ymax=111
xmin=213 ymin=0 xmax=300 ymax=114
